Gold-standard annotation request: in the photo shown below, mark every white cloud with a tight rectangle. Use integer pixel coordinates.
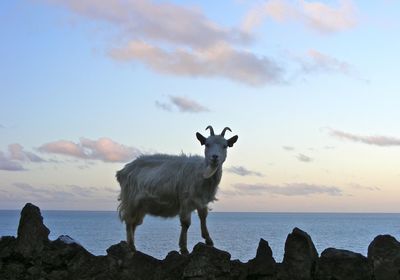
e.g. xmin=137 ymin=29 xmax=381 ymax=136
xmin=38 ymin=137 xmax=141 ymax=162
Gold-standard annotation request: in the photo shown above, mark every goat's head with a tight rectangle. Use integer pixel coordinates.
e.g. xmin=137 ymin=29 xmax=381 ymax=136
xmin=196 ymin=126 xmax=238 ymax=178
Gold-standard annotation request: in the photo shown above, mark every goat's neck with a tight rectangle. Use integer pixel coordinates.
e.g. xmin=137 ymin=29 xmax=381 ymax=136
xmin=213 ymin=166 xmax=223 ymax=182
xmin=204 ymin=165 xmax=222 ymax=184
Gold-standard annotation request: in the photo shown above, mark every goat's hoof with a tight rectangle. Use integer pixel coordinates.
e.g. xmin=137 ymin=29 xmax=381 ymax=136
xmin=180 ymin=248 xmax=189 ymax=255
xmin=127 ymin=244 xmax=136 ymax=253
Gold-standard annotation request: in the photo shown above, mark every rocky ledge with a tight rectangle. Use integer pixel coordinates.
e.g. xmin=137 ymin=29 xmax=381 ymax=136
xmin=1 ymin=203 xmax=399 ymax=280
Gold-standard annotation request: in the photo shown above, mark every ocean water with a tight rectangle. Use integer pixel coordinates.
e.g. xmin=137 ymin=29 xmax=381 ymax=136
xmin=0 ymin=210 xmax=399 ymax=262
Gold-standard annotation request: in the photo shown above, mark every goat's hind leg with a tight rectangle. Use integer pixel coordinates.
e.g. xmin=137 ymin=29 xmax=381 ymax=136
xmin=125 ymin=213 xmax=144 ymax=252
xmin=179 ymin=211 xmax=191 ymax=255
xmin=197 ymin=207 xmax=214 ymax=246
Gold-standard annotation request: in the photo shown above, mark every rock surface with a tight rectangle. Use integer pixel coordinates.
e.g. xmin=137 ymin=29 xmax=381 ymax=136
xmin=315 ymin=248 xmax=372 ymax=280
xmin=247 ymin=238 xmax=276 ymax=279
xmin=279 ymin=227 xmax=318 ymax=280
xmin=368 ymin=235 xmax=400 ymax=280
xmin=16 ymin=203 xmax=50 ymax=257
xmin=1 ymin=203 xmax=399 ymax=280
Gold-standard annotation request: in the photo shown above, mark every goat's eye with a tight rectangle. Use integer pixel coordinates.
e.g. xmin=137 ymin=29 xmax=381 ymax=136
xmin=223 ymin=145 xmax=227 ymax=149
xmin=205 ymin=143 xmax=210 ymax=147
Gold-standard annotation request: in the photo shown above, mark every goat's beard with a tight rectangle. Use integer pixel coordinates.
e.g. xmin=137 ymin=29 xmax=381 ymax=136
xmin=203 ymin=164 xmax=219 ymax=179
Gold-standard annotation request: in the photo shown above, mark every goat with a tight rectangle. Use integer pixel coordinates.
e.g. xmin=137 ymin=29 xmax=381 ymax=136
xmin=116 ymin=126 xmax=238 ymax=254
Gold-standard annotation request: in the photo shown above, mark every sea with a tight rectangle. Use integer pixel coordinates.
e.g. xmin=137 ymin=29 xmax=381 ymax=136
xmin=0 ymin=210 xmax=399 ymax=262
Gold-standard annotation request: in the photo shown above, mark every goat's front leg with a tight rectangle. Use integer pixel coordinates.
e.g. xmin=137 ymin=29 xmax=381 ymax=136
xmin=179 ymin=210 xmax=191 ymax=255
xmin=197 ymin=207 xmax=214 ymax=246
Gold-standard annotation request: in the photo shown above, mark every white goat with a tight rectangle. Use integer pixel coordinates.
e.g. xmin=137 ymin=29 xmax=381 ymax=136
xmin=116 ymin=126 xmax=238 ymax=254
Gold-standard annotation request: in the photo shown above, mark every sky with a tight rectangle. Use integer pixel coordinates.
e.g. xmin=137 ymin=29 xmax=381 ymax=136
xmin=1 ymin=0 xmax=400 ymax=212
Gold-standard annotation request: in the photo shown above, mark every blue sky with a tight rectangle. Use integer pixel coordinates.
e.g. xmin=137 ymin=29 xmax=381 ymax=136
xmin=1 ymin=0 xmax=400 ymax=211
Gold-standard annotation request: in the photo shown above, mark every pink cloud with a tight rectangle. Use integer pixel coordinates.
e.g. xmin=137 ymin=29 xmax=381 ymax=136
xmin=38 ymin=140 xmax=86 ymax=158
xmin=242 ymin=0 xmax=357 ymax=34
xmin=8 ymin=143 xmax=45 ymax=162
xmin=330 ymin=129 xmax=400 ymax=146
xmin=37 ymin=0 xmax=284 ymax=86
xmin=0 ymin=152 xmax=25 ymax=171
xmin=38 ymin=137 xmax=141 ymax=162
xmin=110 ymin=41 xmax=282 ymax=86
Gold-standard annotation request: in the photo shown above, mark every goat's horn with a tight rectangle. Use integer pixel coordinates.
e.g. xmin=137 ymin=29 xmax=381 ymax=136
xmin=220 ymin=127 xmax=232 ymax=137
xmin=205 ymin=126 xmax=215 ymax=136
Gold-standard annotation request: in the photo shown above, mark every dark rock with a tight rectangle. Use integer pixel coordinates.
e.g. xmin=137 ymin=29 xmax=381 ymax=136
xmin=155 ymin=250 xmax=189 ymax=280
xmin=106 ymin=241 xmax=133 ymax=261
xmin=247 ymin=238 xmax=276 ymax=279
xmin=183 ymin=242 xmax=231 ymax=279
xmin=368 ymin=234 xmax=400 ymax=280
xmin=230 ymin=260 xmax=248 ymax=280
xmin=279 ymin=227 xmax=318 ymax=280
xmin=315 ymin=248 xmax=372 ymax=280
xmin=16 ymin=203 xmax=50 ymax=257
xmin=106 ymin=241 xmax=161 ymax=280
xmin=3 ymin=203 xmax=400 ymax=280
xmin=0 ymin=236 xmax=16 ymax=259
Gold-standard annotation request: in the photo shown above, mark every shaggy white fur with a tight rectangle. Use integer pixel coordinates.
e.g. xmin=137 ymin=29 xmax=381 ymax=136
xmin=116 ymin=126 xmax=238 ymax=254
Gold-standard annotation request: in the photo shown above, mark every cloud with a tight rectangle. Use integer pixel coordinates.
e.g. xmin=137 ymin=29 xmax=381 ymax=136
xmin=296 ymin=153 xmax=313 ymax=162
xmin=170 ymin=96 xmax=210 ymax=113
xmin=232 ymin=182 xmax=343 ymax=196
xmin=156 ymin=95 xmax=209 ymax=113
xmin=8 ymin=143 xmax=45 ymax=162
xmin=110 ymin=41 xmax=282 ymax=86
xmin=38 ymin=137 xmax=141 ymax=162
xmin=348 ymin=183 xmax=381 ymax=191
xmin=299 ymin=49 xmax=353 ymax=75
xmin=324 ymin=146 xmax=335 ymax=150
xmin=155 ymin=101 xmax=172 ymax=112
xmin=283 ymin=146 xmax=295 ymax=151
xmin=13 ymin=183 xmax=75 ymax=200
xmin=0 ymin=144 xmax=45 ymax=171
xmin=0 ymin=183 xmax=119 ymax=210
xmin=0 ymin=152 xmax=26 ymax=171
xmin=242 ymin=0 xmax=357 ymax=34
xmin=45 ymin=0 xmax=251 ymax=49
xmin=225 ymin=166 xmax=263 ymax=177
xmin=330 ymin=129 xmax=400 ymax=146
xmin=10 ymin=182 xmax=117 ymax=201
xmin=38 ymin=0 xmax=283 ymax=86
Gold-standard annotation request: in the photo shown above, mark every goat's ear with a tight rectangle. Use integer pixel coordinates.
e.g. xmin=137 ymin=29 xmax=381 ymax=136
xmin=196 ymin=132 xmax=206 ymax=145
xmin=227 ymin=135 xmax=238 ymax=147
